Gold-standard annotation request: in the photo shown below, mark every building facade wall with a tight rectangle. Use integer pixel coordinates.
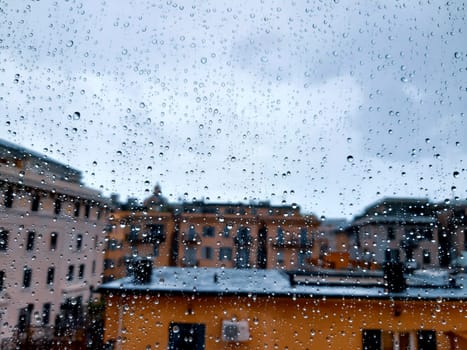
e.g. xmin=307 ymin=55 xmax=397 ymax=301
xmin=104 ymin=201 xmax=318 ymax=279
xmin=0 ymin=143 xmax=109 ymax=342
xmin=103 ymin=293 xmax=466 ymax=350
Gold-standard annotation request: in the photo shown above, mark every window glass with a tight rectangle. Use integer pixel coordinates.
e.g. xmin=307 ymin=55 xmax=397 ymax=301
xmin=0 ymin=2 xmax=465 ymax=349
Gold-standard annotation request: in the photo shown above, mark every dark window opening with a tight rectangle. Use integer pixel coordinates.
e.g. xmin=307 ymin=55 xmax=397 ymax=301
xmin=50 ymin=232 xmax=58 ymax=250
xmin=0 ymin=270 xmax=5 ymax=291
xmin=362 ymin=329 xmax=381 ymax=350
xmin=144 ymin=224 xmax=166 ymax=243
xmin=4 ymin=186 xmax=13 ymax=208
xmin=84 ymin=203 xmax=91 ymax=218
xmin=202 ymin=246 xmax=213 ymax=260
xmin=26 ymin=231 xmax=35 ymax=251
xmin=54 ymin=198 xmax=62 ymax=215
xmin=74 ymin=201 xmax=81 ymax=217
xmin=66 ymin=265 xmax=74 ymax=281
xmin=417 ymin=330 xmax=436 ymax=350
xmin=387 ymin=227 xmax=395 ymax=240
xmin=31 ymin=192 xmax=40 ymax=212
xmin=0 ymin=230 xmax=8 ymax=251
xmin=202 ymin=226 xmax=215 ymax=237
xmin=42 ymin=303 xmax=51 ymax=325
xmin=168 ymin=322 xmax=205 ymax=350
xmin=219 ymin=247 xmax=232 ymax=261
xmin=18 ymin=304 xmax=33 ymax=332
xmin=47 ymin=267 xmax=55 ymax=285
xmin=423 ymin=250 xmax=431 ymax=265
xmin=277 ymin=227 xmax=285 ymax=245
xmin=78 ymin=264 xmax=85 ymax=279
xmin=76 ymin=234 xmax=83 ymax=251
xmin=23 ymin=267 xmax=32 ymax=288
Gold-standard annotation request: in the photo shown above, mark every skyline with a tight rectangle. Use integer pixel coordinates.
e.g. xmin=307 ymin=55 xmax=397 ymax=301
xmin=1 ymin=1 xmax=465 ymax=218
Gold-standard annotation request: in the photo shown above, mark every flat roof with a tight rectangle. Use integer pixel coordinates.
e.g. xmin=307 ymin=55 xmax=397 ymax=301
xmin=98 ymin=267 xmax=467 ymax=301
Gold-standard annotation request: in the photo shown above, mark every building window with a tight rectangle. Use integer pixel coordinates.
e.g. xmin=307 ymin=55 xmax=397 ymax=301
xmin=421 ymin=227 xmax=433 ymax=241
xmin=46 ymin=267 xmax=55 ymax=285
xmin=103 ymin=259 xmax=114 ymax=270
xmin=23 ymin=267 xmax=32 ymax=288
xmin=78 ymin=264 xmax=85 ymax=279
xmin=0 ymin=270 xmax=5 ymax=291
xmin=277 ymin=227 xmax=285 ymax=245
xmin=76 ymin=234 xmax=83 ymax=251
xmin=92 ymin=260 xmax=96 ymax=275
xmin=26 ymin=231 xmax=35 ymax=251
xmin=387 ymin=227 xmax=395 ymax=241
xmin=202 ymin=226 xmax=215 ymax=237
xmin=54 ymin=198 xmax=61 ymax=215
xmin=4 ymin=186 xmax=13 ymax=208
xmin=201 ymin=247 xmax=213 ymax=260
xmin=184 ymin=247 xmax=197 ymax=267
xmin=128 ymin=225 xmax=140 ymax=242
xmin=42 ymin=303 xmax=51 ymax=326
xmin=84 ymin=203 xmax=91 ymax=218
xmin=363 ymin=330 xmax=423 ymax=350
xmin=18 ymin=304 xmax=33 ymax=332
xmin=50 ymin=232 xmax=58 ymax=250
xmin=417 ymin=330 xmax=436 ymax=350
xmin=423 ymin=250 xmax=431 ymax=265
xmin=144 ymin=224 xmax=165 ymax=243
xmin=235 ymin=247 xmax=250 ymax=268
xmin=362 ymin=329 xmax=381 ymax=350
xmin=277 ymin=251 xmax=285 ymax=265
xmin=74 ymin=201 xmax=81 ymax=217
xmin=219 ymin=247 xmax=232 ymax=261
xmin=31 ymin=192 xmax=40 ymax=212
xmin=223 ymin=225 xmax=231 ymax=238
xmin=0 ymin=230 xmax=8 ymax=251
xmin=66 ymin=265 xmax=74 ymax=281
xmin=300 ymin=228 xmax=308 ymax=246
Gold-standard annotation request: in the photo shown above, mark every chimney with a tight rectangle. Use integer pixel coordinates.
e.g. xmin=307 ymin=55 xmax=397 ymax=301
xmin=132 ymin=257 xmax=153 ymax=284
xmin=383 ymin=249 xmax=406 ymax=293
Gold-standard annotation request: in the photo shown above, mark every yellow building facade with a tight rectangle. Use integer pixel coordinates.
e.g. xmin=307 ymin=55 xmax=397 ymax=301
xmin=100 ymin=267 xmax=467 ymax=350
xmin=104 ymin=191 xmax=319 ymax=281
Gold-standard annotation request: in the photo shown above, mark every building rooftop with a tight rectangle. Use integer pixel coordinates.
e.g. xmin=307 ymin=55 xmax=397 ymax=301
xmin=98 ymin=267 xmax=466 ymax=301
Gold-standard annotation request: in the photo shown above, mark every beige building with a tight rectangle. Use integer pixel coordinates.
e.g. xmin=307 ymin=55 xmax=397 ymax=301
xmin=346 ymin=198 xmax=439 ymax=270
xmin=0 ymin=139 xmax=110 ymax=345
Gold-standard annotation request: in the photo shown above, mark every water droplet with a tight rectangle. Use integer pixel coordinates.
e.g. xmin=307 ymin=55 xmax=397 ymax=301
xmin=73 ymin=111 xmax=80 ymax=120
xmin=200 ymin=57 xmax=207 ymax=64
xmin=346 ymin=155 xmax=354 ymax=163
xmin=92 ymin=161 xmax=97 ymax=167
xmin=139 ymin=102 xmax=146 ymax=108
xmin=66 ymin=40 xmax=74 ymax=47
xmin=400 ymin=76 xmax=408 ymax=83
xmin=453 ymin=171 xmax=459 ymax=178
xmin=454 ymin=52 xmax=461 ymax=59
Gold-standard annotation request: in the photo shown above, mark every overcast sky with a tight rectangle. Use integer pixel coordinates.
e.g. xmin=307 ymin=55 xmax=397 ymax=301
xmin=0 ymin=1 xmax=465 ymax=218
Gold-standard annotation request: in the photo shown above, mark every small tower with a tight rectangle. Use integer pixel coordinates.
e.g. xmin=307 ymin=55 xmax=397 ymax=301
xmin=143 ymin=184 xmax=167 ymax=210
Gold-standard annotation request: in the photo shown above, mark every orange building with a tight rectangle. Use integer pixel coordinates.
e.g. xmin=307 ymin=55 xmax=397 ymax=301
xmin=99 ymin=265 xmax=467 ymax=349
xmin=103 ymin=187 xmax=319 ymax=281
